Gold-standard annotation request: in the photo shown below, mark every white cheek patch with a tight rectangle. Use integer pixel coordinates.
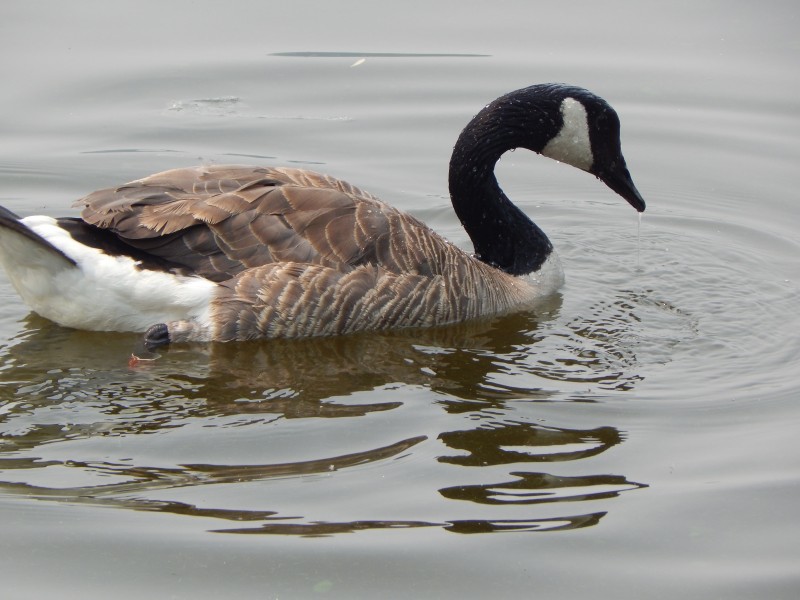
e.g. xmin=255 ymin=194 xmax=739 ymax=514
xmin=541 ymin=97 xmax=594 ymax=171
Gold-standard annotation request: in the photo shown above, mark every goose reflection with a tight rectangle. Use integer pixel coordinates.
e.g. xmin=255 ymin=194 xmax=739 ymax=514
xmin=0 ymin=296 xmax=650 ymax=536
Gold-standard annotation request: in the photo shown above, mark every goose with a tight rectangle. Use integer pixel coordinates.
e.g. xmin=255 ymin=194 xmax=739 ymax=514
xmin=0 ymin=83 xmax=645 ymax=348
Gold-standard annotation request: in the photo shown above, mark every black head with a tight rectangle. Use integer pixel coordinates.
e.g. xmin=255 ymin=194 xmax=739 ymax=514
xmin=490 ymin=83 xmax=646 ymax=212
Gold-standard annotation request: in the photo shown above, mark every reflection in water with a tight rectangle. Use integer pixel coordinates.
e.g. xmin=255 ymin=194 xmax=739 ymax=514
xmin=0 ymin=435 xmax=426 ymax=502
xmin=0 ymin=289 xmax=669 ymax=535
xmin=441 ymin=472 xmax=644 ymax=505
xmin=438 ymin=422 xmax=622 ymax=466
xmin=216 ymin=513 xmax=607 ymax=535
xmin=436 ymin=421 xmax=645 ymax=533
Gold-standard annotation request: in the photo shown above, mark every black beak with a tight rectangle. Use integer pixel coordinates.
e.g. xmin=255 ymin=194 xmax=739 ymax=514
xmin=597 ymin=162 xmax=646 ymax=212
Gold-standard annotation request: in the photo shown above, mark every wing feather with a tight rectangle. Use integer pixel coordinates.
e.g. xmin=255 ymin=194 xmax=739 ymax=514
xmin=75 ymin=165 xmax=448 ymax=283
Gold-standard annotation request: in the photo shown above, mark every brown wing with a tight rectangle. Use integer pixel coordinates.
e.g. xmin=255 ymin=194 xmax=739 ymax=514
xmin=76 ymin=165 xmax=449 ymax=282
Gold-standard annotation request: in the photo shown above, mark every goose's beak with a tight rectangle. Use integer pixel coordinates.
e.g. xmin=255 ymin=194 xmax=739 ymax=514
xmin=598 ymin=163 xmax=646 ymax=212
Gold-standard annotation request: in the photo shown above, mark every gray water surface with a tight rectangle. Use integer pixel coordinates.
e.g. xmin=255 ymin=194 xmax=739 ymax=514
xmin=1 ymin=1 xmax=799 ymax=598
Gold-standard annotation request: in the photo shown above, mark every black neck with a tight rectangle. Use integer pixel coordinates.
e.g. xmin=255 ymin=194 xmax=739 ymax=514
xmin=448 ymin=97 xmax=557 ymax=276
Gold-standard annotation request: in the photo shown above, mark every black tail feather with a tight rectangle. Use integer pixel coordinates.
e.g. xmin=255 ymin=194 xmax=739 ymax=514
xmin=0 ymin=206 xmax=78 ymax=267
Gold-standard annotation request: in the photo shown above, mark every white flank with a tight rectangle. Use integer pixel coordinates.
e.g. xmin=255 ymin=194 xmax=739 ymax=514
xmin=0 ymin=216 xmax=216 ymax=332
xmin=541 ymin=97 xmax=594 ymax=171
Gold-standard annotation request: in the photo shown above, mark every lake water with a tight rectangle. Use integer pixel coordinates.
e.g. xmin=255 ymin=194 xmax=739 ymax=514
xmin=1 ymin=1 xmax=798 ymax=598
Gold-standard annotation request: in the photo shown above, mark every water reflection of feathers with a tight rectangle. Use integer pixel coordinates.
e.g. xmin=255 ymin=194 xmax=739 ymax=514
xmin=0 ymin=306 xmax=653 ymax=537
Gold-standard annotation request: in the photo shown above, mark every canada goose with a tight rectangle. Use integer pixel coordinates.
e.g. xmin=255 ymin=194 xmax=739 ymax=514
xmin=0 ymin=83 xmax=644 ymax=348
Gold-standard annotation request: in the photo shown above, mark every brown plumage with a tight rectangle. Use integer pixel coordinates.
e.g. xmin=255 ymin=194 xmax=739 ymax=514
xmin=76 ymin=165 xmax=537 ymax=343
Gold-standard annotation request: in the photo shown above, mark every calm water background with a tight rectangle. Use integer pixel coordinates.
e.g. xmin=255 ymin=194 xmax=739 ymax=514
xmin=1 ymin=1 xmax=799 ymax=598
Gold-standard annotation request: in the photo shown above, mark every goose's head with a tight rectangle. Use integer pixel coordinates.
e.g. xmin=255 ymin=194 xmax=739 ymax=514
xmin=466 ymin=83 xmax=646 ymax=212
xmin=531 ymin=84 xmax=645 ymax=212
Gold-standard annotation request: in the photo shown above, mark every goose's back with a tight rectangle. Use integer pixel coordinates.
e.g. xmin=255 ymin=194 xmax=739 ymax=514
xmin=77 ymin=165 xmax=448 ymax=283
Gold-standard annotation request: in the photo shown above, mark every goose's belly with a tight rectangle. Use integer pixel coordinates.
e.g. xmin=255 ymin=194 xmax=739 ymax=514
xmin=2 ymin=216 xmax=216 ymax=333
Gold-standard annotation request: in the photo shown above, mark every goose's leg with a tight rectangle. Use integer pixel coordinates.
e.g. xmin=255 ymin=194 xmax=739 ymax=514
xmin=143 ymin=317 xmax=216 ymax=348
xmin=143 ymin=323 xmax=171 ymax=350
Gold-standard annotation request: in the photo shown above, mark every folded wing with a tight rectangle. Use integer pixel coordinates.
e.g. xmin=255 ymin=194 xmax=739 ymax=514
xmin=76 ymin=165 xmax=445 ymax=283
